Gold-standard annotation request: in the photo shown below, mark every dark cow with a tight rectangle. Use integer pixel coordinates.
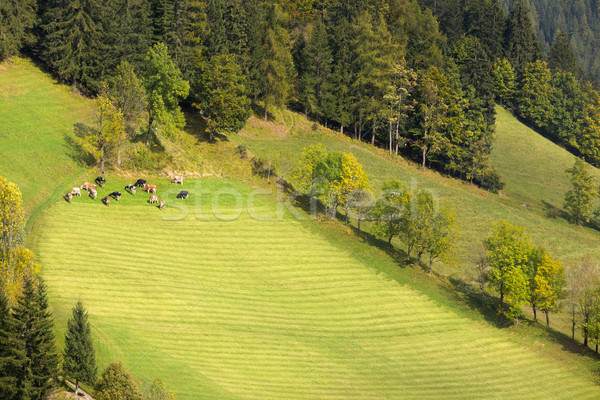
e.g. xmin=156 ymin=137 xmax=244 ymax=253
xmin=176 ymin=191 xmax=189 ymax=200
xmin=94 ymin=176 xmax=106 ymax=187
xmin=102 ymin=196 xmax=110 ymax=206
xmin=135 ymin=179 xmax=147 ymax=187
xmin=109 ymin=191 xmax=122 ymax=201
xmin=125 ymin=185 xmax=137 ymax=195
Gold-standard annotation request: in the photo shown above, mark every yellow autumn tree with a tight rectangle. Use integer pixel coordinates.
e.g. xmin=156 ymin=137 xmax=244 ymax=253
xmin=533 ymin=252 xmax=566 ymax=328
xmin=292 ymin=143 xmax=327 ymax=192
xmin=0 ymin=177 xmax=25 ymax=267
xmin=75 ymin=95 xmax=126 ymax=174
xmin=333 ymin=152 xmax=370 ymax=224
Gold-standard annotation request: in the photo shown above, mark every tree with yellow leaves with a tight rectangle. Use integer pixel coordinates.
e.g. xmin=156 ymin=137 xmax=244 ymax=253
xmin=334 ymin=153 xmax=371 ymax=224
xmin=0 ymin=177 xmax=25 ymax=269
xmin=532 ymin=251 xmax=566 ymax=328
xmin=75 ymin=95 xmax=126 ymax=174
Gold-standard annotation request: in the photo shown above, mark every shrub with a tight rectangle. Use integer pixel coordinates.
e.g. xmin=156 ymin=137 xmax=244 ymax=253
xmin=252 ymin=157 xmax=276 ymax=180
xmin=475 ymin=168 xmax=505 ymax=193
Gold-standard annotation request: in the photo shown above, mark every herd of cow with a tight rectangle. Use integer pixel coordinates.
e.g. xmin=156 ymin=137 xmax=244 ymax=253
xmin=63 ymin=176 xmax=190 ymax=208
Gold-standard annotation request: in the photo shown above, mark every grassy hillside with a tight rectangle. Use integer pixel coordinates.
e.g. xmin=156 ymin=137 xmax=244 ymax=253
xmin=492 ymin=106 xmax=600 ymax=210
xmin=0 ymin=58 xmax=95 ymax=212
xmin=235 ymin=109 xmax=600 ymax=273
xmin=30 ymin=178 xmax=600 ymax=399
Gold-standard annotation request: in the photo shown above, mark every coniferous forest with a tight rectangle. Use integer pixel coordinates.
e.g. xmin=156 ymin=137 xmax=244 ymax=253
xmin=4 ymin=0 xmax=600 ymax=191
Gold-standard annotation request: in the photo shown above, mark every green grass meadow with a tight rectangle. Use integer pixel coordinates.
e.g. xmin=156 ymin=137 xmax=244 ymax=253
xmin=30 ymin=178 xmax=600 ymax=399
xmin=0 ymin=58 xmax=95 ymax=212
xmin=4 ymin=59 xmax=600 ymax=398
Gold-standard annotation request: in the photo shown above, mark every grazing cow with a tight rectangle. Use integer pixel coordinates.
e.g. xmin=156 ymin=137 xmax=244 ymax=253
xmin=149 ymin=195 xmax=159 ymax=204
xmin=143 ymin=184 xmax=157 ymax=194
xmin=171 ymin=176 xmax=184 ymax=185
xmin=64 ymin=192 xmax=73 ymax=204
xmin=125 ymin=185 xmax=136 ymax=195
xmin=176 ymin=190 xmax=189 ymax=200
xmin=102 ymin=196 xmax=110 ymax=206
xmin=81 ymin=182 xmax=97 ymax=191
xmin=159 ymin=200 xmax=165 ymax=209
xmin=88 ymin=188 xmax=97 ymax=200
xmin=94 ymin=176 xmax=106 ymax=187
xmin=109 ymin=191 xmax=121 ymax=201
xmin=135 ymin=179 xmax=146 ymax=187
xmin=71 ymin=187 xmax=81 ymax=196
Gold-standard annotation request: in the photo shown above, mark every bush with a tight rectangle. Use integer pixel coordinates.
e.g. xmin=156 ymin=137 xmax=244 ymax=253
xmin=474 ymin=168 xmax=505 ymax=193
xmin=251 ymin=157 xmax=276 ymax=180
xmin=237 ymin=144 xmax=249 ymax=159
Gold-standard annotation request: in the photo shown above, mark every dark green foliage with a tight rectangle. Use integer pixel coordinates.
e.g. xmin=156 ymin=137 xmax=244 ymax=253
xmin=63 ymin=301 xmax=96 ymax=394
xmin=0 ymin=0 xmax=37 ymax=61
xmin=0 ymin=291 xmax=27 ymax=400
xmin=548 ymin=31 xmax=581 ymax=77
xmin=12 ymin=275 xmax=58 ymax=400
xmin=104 ymin=0 xmax=153 ymax=74
xmin=142 ymin=42 xmax=190 ymax=144
xmin=504 ymin=0 xmax=543 ymax=73
xmin=38 ymin=0 xmax=105 ymax=90
xmin=193 ymin=53 xmax=250 ymax=139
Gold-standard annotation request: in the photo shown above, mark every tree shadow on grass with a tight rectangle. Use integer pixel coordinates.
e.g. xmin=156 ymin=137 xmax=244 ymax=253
xmin=66 ymin=123 xmax=95 ymax=166
xmin=183 ymin=108 xmax=228 ymax=144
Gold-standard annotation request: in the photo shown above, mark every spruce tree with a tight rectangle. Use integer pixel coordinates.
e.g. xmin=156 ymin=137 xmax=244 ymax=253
xmin=39 ymin=0 xmax=105 ymax=91
xmin=63 ymin=301 xmax=96 ymax=396
xmin=0 ymin=0 xmax=37 ymax=61
xmin=504 ymin=0 xmax=542 ymax=73
xmin=12 ymin=275 xmax=58 ymax=400
xmin=261 ymin=4 xmax=295 ymax=121
xmin=305 ymin=17 xmax=335 ymax=125
xmin=548 ymin=30 xmax=581 ymax=77
xmin=0 ymin=291 xmax=27 ymax=400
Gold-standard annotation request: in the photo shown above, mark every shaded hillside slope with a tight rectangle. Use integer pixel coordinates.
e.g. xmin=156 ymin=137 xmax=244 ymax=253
xmin=0 ymin=58 xmax=95 ymax=211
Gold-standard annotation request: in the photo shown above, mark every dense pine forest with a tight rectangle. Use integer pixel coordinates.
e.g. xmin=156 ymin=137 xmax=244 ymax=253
xmin=501 ymin=0 xmax=600 ymax=82
xmin=3 ymin=0 xmax=600 ymax=190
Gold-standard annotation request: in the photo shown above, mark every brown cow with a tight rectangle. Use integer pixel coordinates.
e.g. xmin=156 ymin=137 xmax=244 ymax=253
xmin=81 ymin=182 xmax=97 ymax=191
xmin=171 ymin=176 xmax=184 ymax=185
xmin=88 ymin=188 xmax=97 ymax=200
xmin=149 ymin=195 xmax=159 ymax=204
xmin=143 ymin=184 xmax=157 ymax=194
xmin=64 ymin=192 xmax=73 ymax=204
xmin=159 ymin=200 xmax=165 ymax=209
xmin=102 ymin=196 xmax=110 ymax=206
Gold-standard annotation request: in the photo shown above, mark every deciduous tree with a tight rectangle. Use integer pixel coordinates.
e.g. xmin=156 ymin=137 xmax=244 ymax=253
xmin=143 ymin=42 xmax=190 ymax=145
xmin=95 ymin=361 xmax=142 ymax=400
xmin=564 ymin=159 xmax=597 ymax=225
xmin=193 ymin=54 xmax=250 ymax=141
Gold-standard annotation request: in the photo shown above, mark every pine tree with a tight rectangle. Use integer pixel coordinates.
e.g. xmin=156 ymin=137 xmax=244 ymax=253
xmin=518 ymin=60 xmax=552 ymax=130
xmin=504 ymin=0 xmax=543 ymax=73
xmin=261 ymin=4 xmax=295 ymax=121
xmin=303 ymin=17 xmax=334 ymax=124
xmin=166 ymin=0 xmax=206 ymax=79
xmin=13 ymin=275 xmax=58 ymax=400
xmin=548 ymin=30 xmax=582 ymax=78
xmin=40 ymin=0 xmax=105 ymax=91
xmin=0 ymin=291 xmax=27 ymax=400
xmin=63 ymin=301 xmax=96 ymax=396
xmin=104 ymin=0 xmax=153 ymax=74
xmin=204 ymin=0 xmax=228 ymax=57
xmin=0 ymin=0 xmax=37 ymax=61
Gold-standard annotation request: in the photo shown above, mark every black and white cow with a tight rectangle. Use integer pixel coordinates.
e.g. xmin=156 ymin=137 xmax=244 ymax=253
xmin=109 ymin=191 xmax=122 ymax=201
xmin=176 ymin=191 xmax=189 ymax=200
xmin=95 ymin=176 xmax=106 ymax=187
xmin=135 ymin=179 xmax=147 ymax=187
